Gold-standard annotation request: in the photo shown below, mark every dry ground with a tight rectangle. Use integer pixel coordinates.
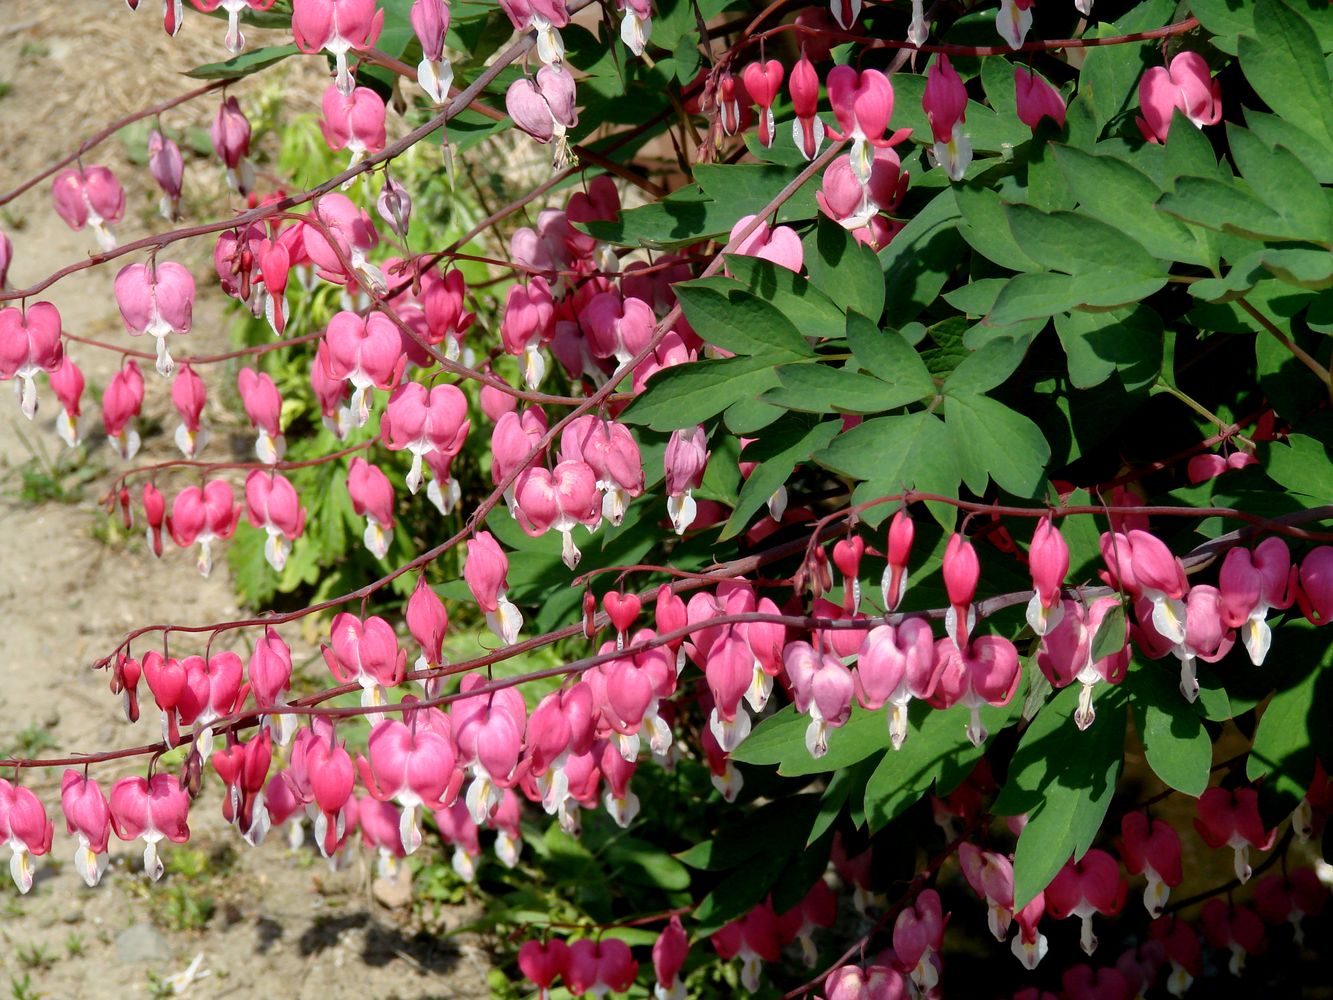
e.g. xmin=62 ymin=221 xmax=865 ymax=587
xmin=0 ymin=4 xmax=489 ymax=997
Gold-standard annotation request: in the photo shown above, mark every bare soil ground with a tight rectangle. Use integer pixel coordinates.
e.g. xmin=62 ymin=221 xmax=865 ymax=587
xmin=0 ymin=4 xmax=489 ymax=997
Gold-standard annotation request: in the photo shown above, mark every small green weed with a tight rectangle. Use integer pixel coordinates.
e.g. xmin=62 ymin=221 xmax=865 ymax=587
xmin=64 ymin=932 xmax=85 ymax=958
xmin=149 ymin=883 xmax=216 ymax=932
xmin=1 ymin=721 xmax=57 ymax=761
xmin=15 ymin=942 xmax=53 ymax=971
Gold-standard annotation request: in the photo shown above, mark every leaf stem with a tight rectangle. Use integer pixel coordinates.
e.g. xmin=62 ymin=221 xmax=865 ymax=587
xmin=1152 ymin=381 xmax=1255 ymax=450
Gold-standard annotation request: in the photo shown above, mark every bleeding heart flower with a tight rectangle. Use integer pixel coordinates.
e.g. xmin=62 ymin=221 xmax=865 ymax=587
xmin=61 ymin=770 xmax=111 ymax=887
xmin=411 ymin=0 xmax=454 ymax=101
xmin=49 ymin=354 xmax=84 ymax=448
xmin=147 ymin=129 xmax=184 ymax=220
xmin=245 ymin=470 xmax=306 ymax=572
xmin=728 ymin=214 xmax=804 ymax=274
xmin=855 ymin=620 xmax=938 ymax=749
xmin=742 ymin=60 xmax=785 ymax=147
xmin=1194 ymin=785 xmax=1276 ymax=883
xmin=291 ymin=0 xmax=385 ymax=95
xmin=170 ymin=364 xmax=208 ymax=458
xmin=0 ymin=780 xmax=54 ymax=894
xmin=1136 ymin=51 xmax=1222 ymax=145
xmin=929 ymin=634 xmax=1021 ymax=746
xmin=1045 ymin=849 xmax=1127 ymax=956
xmin=51 ymin=166 xmax=124 ymax=250
xmin=320 ymin=84 xmax=387 ymax=169
xmin=237 ymin=367 xmax=286 ymax=463
xmin=167 ymin=478 xmax=241 ymax=576
xmin=1015 ymin=67 xmax=1067 ymax=131
xmin=109 ymin=773 xmax=190 ymax=881
xmin=1118 ymin=812 xmax=1183 ymax=918
xmin=465 ymin=531 xmax=523 ymax=644
xmin=210 ymin=96 xmax=255 ymax=194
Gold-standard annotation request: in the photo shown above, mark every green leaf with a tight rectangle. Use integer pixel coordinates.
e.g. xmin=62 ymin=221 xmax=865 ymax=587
xmin=652 ymin=0 xmax=730 ymax=50
xmin=1090 ymin=603 xmax=1128 ymax=662
xmin=943 ymin=279 xmax=1007 ymax=318
xmin=695 ymin=432 xmax=741 ymax=506
xmin=836 ymin=414 xmax=961 ymax=529
xmin=582 ymin=184 xmax=723 ymax=249
xmin=675 ymin=797 xmax=816 ymax=870
xmin=763 ymin=365 xmax=917 ymax=414
xmin=1248 ymin=625 xmax=1332 ymax=812
xmin=862 ymin=702 xmax=990 ymax=832
xmin=815 ymin=412 xmax=959 ymax=507
xmin=1245 ymin=109 xmax=1333 ymax=184
xmin=987 ymin=272 xmax=1084 ymax=325
xmin=1261 ymin=434 xmax=1333 ymax=497
xmin=846 ymin=311 xmax=936 ymax=399
xmin=688 ymin=797 xmax=824 ymax=935
xmin=770 ymin=832 xmax=834 ymax=913
xmin=1160 ymin=107 xmax=1224 ymax=184
xmin=1228 ymin=126 xmax=1333 ymax=243
xmin=1126 ymin=663 xmax=1212 ymax=796
xmin=1004 ymin=205 xmax=1168 ymax=284
xmin=1157 ymin=175 xmax=1327 ymax=244
xmin=622 ymin=356 xmax=778 ymax=430
xmin=880 ymin=189 xmax=967 ymax=323
xmin=919 ymin=317 xmax=971 ymax=379
xmin=804 ymin=218 xmax=886 ymax=323
xmin=999 ymin=685 xmax=1127 ymax=908
xmin=942 ymin=337 xmax=1032 ymax=396
xmin=730 ymin=703 xmax=888 ymax=776
xmin=1052 ymin=146 xmax=1214 ymax=267
xmin=692 ymin=862 xmax=783 ymax=934
xmin=809 ymin=757 xmax=880 ymax=846
xmin=693 ymin=163 xmax=821 ymax=226
xmin=723 ymin=254 xmax=845 ymax=341
xmin=604 ymin=836 xmax=691 ymax=890
xmin=1190 ymin=0 xmax=1259 ymax=53
xmin=944 ymin=394 xmax=1051 ymax=497
xmin=1238 ymin=0 xmax=1333 ymax=147
xmin=674 ymin=283 xmax=815 ymax=360
xmin=186 ymin=43 xmax=299 ymax=79
xmin=955 ymin=184 xmax=1044 ymax=273
xmin=1259 ymin=248 xmax=1333 ymax=289
xmin=721 ymin=420 xmax=841 ymax=540
xmin=723 ymin=394 xmax=784 ymax=434
xmin=1054 ymin=306 xmax=1164 ymax=391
